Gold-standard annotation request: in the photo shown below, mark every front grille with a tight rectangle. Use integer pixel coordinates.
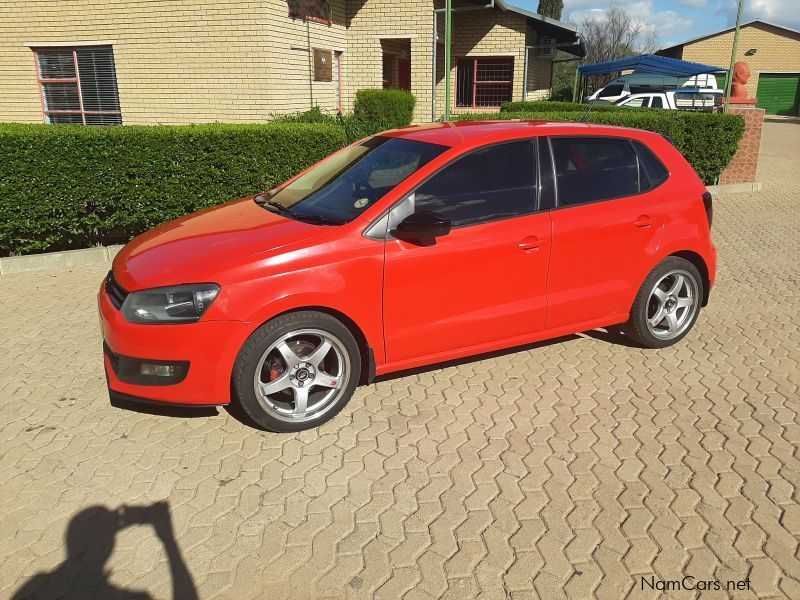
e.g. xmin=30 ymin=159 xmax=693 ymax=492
xmin=105 ymin=271 xmax=128 ymax=309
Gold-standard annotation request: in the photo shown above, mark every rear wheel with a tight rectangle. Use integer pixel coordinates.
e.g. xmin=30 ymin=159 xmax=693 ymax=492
xmin=233 ymin=311 xmax=361 ymax=432
xmin=625 ymin=257 xmax=703 ymax=348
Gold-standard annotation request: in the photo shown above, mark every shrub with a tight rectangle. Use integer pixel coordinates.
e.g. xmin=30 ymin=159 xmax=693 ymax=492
xmin=271 ymin=106 xmax=340 ymax=125
xmin=455 ymin=109 xmax=744 ymax=184
xmin=0 ymin=123 xmax=347 ymax=256
xmin=353 ymin=89 xmax=416 ymax=134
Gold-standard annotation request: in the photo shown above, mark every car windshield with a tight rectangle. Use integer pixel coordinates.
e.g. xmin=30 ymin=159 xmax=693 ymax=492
xmin=263 ymin=136 xmax=448 ymax=224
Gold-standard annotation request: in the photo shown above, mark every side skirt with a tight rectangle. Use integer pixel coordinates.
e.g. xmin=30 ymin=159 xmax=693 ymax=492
xmin=375 ymin=314 xmax=629 ymax=377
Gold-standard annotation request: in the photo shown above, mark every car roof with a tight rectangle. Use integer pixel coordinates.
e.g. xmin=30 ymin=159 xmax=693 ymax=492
xmin=379 ymin=120 xmax=647 ymax=148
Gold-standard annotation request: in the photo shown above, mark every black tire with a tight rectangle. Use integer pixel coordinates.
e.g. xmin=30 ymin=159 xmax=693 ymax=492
xmin=232 ymin=311 xmax=361 ymax=432
xmin=625 ymin=256 xmax=704 ymax=349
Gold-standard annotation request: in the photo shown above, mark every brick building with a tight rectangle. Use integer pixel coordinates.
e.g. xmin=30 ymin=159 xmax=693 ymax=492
xmin=0 ymin=0 xmax=584 ymax=125
xmin=658 ymin=20 xmax=800 ymax=116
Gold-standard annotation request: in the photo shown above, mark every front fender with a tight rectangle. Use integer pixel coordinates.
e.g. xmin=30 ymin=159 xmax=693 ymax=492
xmin=221 ymin=246 xmax=386 ymax=364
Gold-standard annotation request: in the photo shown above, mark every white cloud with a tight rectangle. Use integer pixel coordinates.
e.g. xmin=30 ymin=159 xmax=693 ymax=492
xmin=716 ymin=0 xmax=800 ymax=29
xmin=565 ymin=0 xmax=694 ymax=44
xmin=646 ymin=10 xmax=695 ymax=37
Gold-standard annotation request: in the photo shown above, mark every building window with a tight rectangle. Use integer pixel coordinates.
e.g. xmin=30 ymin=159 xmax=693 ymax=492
xmin=456 ymin=57 xmax=514 ymax=108
xmin=34 ymin=46 xmax=121 ymax=125
xmin=287 ymin=0 xmax=332 ymax=25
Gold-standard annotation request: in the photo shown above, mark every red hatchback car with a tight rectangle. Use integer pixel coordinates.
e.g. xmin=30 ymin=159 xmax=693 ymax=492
xmin=99 ymin=120 xmax=716 ymax=431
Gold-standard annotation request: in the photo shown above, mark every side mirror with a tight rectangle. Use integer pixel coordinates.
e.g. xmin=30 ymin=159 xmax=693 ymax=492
xmin=394 ymin=211 xmax=451 ymax=239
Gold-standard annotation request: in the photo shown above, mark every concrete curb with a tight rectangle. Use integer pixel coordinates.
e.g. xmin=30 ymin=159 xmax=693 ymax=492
xmin=708 ymin=181 xmax=763 ymax=195
xmin=0 ymin=245 xmax=124 ymax=275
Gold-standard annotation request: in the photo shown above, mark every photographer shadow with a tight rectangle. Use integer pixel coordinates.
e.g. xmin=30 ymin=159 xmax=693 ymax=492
xmin=12 ymin=502 xmax=198 ymax=600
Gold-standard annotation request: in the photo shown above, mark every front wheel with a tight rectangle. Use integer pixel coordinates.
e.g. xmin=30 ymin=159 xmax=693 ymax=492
xmin=232 ymin=311 xmax=361 ymax=432
xmin=625 ymin=257 xmax=704 ymax=349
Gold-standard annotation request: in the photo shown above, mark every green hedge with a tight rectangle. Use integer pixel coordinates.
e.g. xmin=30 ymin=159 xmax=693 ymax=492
xmin=0 ymin=123 xmax=347 ymax=256
xmin=501 ymin=100 xmax=624 ymax=113
xmin=353 ymin=89 xmax=416 ymax=133
xmin=456 ymin=109 xmax=745 ymax=184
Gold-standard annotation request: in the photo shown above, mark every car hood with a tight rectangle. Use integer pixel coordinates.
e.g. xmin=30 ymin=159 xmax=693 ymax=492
xmin=113 ymin=197 xmax=327 ymax=290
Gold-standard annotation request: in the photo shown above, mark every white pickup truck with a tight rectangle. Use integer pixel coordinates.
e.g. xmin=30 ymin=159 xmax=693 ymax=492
xmin=613 ymin=89 xmax=723 ymax=111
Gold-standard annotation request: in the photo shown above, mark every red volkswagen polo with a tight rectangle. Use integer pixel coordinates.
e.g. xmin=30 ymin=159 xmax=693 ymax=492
xmin=99 ymin=120 xmax=716 ymax=432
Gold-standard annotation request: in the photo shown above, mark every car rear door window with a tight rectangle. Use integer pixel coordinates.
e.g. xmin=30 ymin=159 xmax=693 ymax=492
xmin=550 ymin=137 xmax=641 ymax=206
xmin=650 ymin=95 xmax=664 ymax=108
xmin=414 ymin=140 xmax=536 ymax=227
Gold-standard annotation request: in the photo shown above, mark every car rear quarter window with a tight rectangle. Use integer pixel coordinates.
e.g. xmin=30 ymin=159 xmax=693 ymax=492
xmin=632 ymin=140 xmax=669 ymax=189
xmin=550 ymin=137 xmax=640 ymax=206
xmin=413 ymin=140 xmax=536 ymax=227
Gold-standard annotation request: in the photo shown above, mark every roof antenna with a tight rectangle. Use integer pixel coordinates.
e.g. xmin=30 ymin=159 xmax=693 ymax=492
xmin=581 ymin=93 xmax=599 ymax=123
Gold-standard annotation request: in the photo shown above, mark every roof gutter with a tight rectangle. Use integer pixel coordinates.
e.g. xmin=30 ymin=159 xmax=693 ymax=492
xmin=494 ymin=0 xmax=580 ymax=34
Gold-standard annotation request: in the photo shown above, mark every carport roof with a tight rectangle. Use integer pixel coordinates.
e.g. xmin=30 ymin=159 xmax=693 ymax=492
xmin=577 ymin=53 xmax=727 ymax=77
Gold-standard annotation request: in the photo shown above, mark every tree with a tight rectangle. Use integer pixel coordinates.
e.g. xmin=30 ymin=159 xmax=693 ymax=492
xmin=579 ymin=1 xmax=657 ymax=64
xmin=551 ymin=1 xmax=658 ymax=101
xmin=537 ymin=0 xmax=564 ymax=20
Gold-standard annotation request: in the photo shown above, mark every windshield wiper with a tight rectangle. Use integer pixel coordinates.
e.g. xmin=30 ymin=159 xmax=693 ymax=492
xmin=255 ymin=195 xmax=295 ymax=215
xmin=293 ymin=214 xmax=346 ymax=226
xmin=255 ymin=195 xmax=344 ymax=226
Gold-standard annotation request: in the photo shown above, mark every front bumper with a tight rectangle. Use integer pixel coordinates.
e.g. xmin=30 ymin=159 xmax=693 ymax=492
xmin=98 ymin=281 xmax=253 ymax=406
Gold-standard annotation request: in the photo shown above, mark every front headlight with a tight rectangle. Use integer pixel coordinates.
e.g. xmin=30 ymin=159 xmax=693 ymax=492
xmin=121 ymin=283 xmax=221 ymax=324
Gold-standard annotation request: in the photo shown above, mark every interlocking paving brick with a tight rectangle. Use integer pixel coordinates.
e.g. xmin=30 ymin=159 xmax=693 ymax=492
xmin=1 ymin=122 xmax=799 ymax=598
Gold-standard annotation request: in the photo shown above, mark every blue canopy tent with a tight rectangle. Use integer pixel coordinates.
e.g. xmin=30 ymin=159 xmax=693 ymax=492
xmin=573 ymin=54 xmax=727 ymax=102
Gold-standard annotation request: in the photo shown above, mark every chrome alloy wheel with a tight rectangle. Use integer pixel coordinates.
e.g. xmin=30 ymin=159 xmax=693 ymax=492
xmin=646 ymin=269 xmax=699 ymax=340
xmin=253 ymin=328 xmax=350 ymax=423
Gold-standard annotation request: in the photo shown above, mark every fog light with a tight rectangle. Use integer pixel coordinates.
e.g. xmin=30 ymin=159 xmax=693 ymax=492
xmin=104 ymin=343 xmax=190 ymax=386
xmin=140 ymin=363 xmax=179 ymax=377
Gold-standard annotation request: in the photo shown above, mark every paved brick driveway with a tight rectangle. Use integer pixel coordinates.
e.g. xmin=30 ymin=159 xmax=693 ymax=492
xmin=2 ymin=122 xmax=799 ymax=600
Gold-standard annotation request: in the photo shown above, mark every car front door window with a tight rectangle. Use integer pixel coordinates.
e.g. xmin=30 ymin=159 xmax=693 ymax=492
xmin=412 ymin=140 xmax=537 ymax=228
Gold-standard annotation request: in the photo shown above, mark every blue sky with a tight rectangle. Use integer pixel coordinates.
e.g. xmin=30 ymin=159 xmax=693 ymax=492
xmin=512 ymin=0 xmax=799 ymax=48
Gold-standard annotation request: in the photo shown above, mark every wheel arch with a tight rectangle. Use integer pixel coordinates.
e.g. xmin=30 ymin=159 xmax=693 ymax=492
xmin=669 ymin=250 xmax=710 ymax=306
xmin=264 ymin=305 xmax=376 ymax=385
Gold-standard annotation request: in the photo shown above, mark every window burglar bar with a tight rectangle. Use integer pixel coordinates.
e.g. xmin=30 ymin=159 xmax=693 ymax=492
xmin=34 ymin=46 xmax=122 ymax=125
xmin=456 ymin=57 xmax=513 ymax=108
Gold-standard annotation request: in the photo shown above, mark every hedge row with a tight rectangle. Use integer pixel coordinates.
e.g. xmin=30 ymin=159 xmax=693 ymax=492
xmin=456 ymin=109 xmax=745 ymax=184
xmin=0 ymin=123 xmax=347 ymax=256
xmin=1 ymin=93 xmax=742 ymax=256
xmin=501 ymin=100 xmax=624 ymax=113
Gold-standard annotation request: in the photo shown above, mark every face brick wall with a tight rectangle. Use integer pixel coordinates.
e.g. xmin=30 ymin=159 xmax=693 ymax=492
xmin=0 ymin=0 xmax=350 ymax=124
xmin=344 ymin=0 xmax=438 ymax=122
xmin=673 ymin=22 xmax=800 ymax=99
xmin=0 ymin=0 xmax=554 ymax=125
xmin=525 ymin=27 xmax=552 ymax=101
